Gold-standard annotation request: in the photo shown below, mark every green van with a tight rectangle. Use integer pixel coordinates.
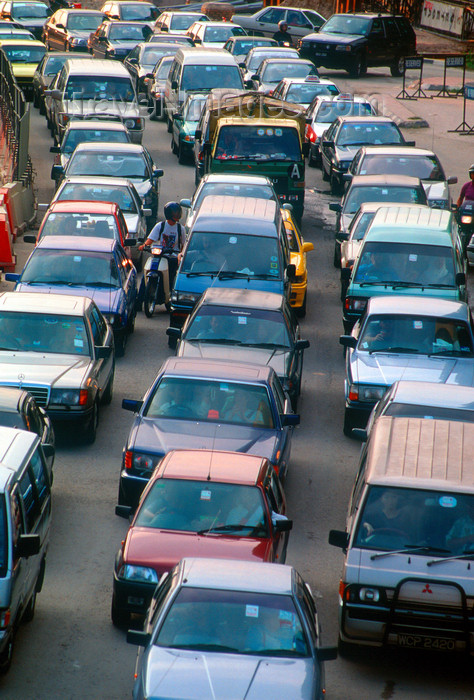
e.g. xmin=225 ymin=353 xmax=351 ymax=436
xmin=342 ymin=205 xmax=466 ymax=333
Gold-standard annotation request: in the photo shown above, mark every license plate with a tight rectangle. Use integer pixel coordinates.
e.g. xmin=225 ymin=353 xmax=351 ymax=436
xmin=313 ymin=52 xmax=327 ymax=57
xmin=397 ymin=634 xmax=456 ymax=651
xmin=127 ymin=596 xmax=145 ymax=606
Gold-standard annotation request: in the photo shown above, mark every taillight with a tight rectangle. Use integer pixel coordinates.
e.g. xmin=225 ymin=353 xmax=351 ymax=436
xmin=124 ymin=450 xmax=132 ymax=471
xmin=306 ymin=125 xmax=317 ymax=143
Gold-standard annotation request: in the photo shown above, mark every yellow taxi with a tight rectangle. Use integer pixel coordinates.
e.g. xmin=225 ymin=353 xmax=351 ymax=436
xmin=0 ymin=39 xmax=46 ymax=99
xmin=282 ymin=208 xmax=313 ymax=317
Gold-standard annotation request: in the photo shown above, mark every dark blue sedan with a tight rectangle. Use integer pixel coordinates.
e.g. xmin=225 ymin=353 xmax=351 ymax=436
xmin=6 ymin=236 xmax=138 ymax=356
xmin=119 ymin=357 xmax=300 ymax=507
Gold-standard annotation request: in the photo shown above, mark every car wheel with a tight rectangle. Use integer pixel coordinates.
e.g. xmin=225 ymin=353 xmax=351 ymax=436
xmin=333 ymin=242 xmax=341 ymax=269
xmin=39 ymin=98 xmax=46 ymax=116
xmin=166 ymin=115 xmax=172 ymax=133
xmin=115 ymin=331 xmax=126 ymax=358
xmin=33 ymin=91 xmax=39 ymax=108
xmin=0 ymin=633 xmax=14 ymax=675
xmin=330 ymin=170 xmax=342 ymax=196
xmin=390 ymin=56 xmax=405 ymax=77
xmin=101 ymin=364 xmax=115 ymax=405
xmin=127 ymin=308 xmax=136 ymax=335
xmin=111 ymin=594 xmax=130 ymax=629
xmin=295 ymin=292 xmax=306 ymax=318
xmin=83 ymin=402 xmax=99 ymax=445
xmin=338 ymin=635 xmax=359 ymax=658
xmin=171 ymin=135 xmax=178 ymax=155
xmin=348 ymin=53 xmax=366 ymax=78
xmin=343 ymin=409 xmax=354 ymax=437
xmin=194 ymin=167 xmax=201 ymax=187
xmin=144 ymin=279 xmax=157 ymax=317
xmin=168 ymin=333 xmax=177 ymax=349
xmin=321 ymin=162 xmax=329 ymax=181
xmin=308 ymin=147 xmax=319 ymax=168
xmin=23 ymin=589 xmax=37 ymax=623
xmin=149 ymin=100 xmax=157 ymax=120
xmin=178 ymin=141 xmax=187 ymax=165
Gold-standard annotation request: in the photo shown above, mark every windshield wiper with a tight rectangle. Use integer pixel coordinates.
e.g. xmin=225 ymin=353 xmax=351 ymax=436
xmin=248 ymin=342 xmax=289 ymax=350
xmin=368 ymin=347 xmax=419 ymax=354
xmin=358 ymin=280 xmax=399 ymax=287
xmin=185 ymin=270 xmax=221 ymax=277
xmin=168 ymin=643 xmax=239 ymax=652
xmin=189 ymin=337 xmax=244 ymax=345
xmin=427 ymin=548 xmax=474 ymax=566
xmin=83 ymin=281 xmax=119 ymax=288
xmin=217 ymin=270 xmax=253 ymax=279
xmin=371 ymin=544 xmax=450 ymax=560
xmin=428 ymin=350 xmax=474 ymax=357
xmin=198 ymin=523 xmax=260 ymax=535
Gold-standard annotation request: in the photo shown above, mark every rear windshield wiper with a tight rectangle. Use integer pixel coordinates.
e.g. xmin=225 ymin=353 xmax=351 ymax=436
xmin=371 ymin=544 xmax=450 ymax=560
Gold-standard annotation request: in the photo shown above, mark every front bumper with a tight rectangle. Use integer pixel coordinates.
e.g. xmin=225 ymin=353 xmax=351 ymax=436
xmin=290 ymin=280 xmax=306 ymax=309
xmin=119 ymin=469 xmax=150 ymax=508
xmin=344 ymin=400 xmax=373 ymax=429
xmin=46 ymin=403 xmax=95 ymax=423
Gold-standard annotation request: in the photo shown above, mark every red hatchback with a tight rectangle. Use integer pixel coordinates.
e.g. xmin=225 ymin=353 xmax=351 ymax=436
xmin=112 ymin=449 xmax=292 ymax=627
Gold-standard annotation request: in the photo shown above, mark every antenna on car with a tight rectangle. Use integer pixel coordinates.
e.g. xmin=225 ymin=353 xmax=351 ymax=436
xmin=207 ymin=425 xmax=218 ymax=480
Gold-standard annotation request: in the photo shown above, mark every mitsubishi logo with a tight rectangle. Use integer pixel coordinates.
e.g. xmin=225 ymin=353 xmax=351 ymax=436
xmin=422 ymin=583 xmax=433 ymax=594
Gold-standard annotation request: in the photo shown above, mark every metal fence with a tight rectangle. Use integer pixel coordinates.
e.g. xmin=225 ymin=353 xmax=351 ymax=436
xmin=0 ymin=48 xmax=32 ymax=186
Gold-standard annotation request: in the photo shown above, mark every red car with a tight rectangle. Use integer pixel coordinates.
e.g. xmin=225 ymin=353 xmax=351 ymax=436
xmin=27 ymin=200 xmax=135 ymax=253
xmin=112 ymin=448 xmax=292 ymax=626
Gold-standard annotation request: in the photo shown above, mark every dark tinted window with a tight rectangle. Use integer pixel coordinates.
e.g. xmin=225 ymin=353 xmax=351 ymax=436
xmin=385 ymin=404 xmax=474 ymax=422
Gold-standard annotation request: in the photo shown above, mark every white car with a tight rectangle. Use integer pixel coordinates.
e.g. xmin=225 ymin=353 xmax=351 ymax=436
xmin=272 ymin=75 xmax=340 ymax=109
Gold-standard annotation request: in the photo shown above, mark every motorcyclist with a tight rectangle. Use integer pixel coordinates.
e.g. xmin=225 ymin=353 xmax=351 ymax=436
xmin=272 ymin=20 xmax=293 ymax=46
xmin=456 ymin=164 xmax=474 ymax=208
xmin=139 ymin=201 xmax=184 ymax=288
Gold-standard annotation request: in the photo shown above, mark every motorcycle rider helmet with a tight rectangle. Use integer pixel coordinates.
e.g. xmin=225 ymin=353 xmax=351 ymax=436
xmin=164 ymin=201 xmax=182 ymax=221
xmin=469 ymin=164 xmax=474 ymax=174
xmin=278 ymin=20 xmax=289 ymax=31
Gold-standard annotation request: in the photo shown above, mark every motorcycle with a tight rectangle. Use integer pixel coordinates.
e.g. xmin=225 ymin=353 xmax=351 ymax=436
xmin=454 ymin=201 xmax=474 ymax=258
xmin=142 ymin=245 xmax=175 ymax=317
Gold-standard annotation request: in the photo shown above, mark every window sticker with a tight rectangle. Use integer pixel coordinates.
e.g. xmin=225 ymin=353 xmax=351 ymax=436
xmin=279 ymin=610 xmax=294 ymax=625
xmin=200 ymin=489 xmax=211 ymax=501
xmin=381 ymin=188 xmax=388 ymax=195
xmin=439 ymin=495 xmax=457 ymax=508
xmin=409 ymin=254 xmax=417 ymax=262
xmin=270 ymin=262 xmax=278 ymax=269
xmin=257 ymin=128 xmax=264 ymax=136
xmin=74 ymin=338 xmax=84 ymax=348
xmin=271 ymin=256 xmax=277 ymax=262
xmin=246 ymin=605 xmax=259 ymax=618
xmin=229 ymin=236 xmax=237 ymax=244
xmin=266 ymin=128 xmax=273 ymax=136
xmin=73 ymin=256 xmax=82 ymax=262
xmin=275 ymin=128 xmax=282 ymax=136
xmin=220 ymin=383 xmax=229 ymax=391
xmin=238 ymin=316 xmax=247 ymax=324
xmin=362 ymin=341 xmax=368 ymax=348
xmin=270 ymin=269 xmax=278 ymax=275
xmin=413 ymin=320 xmax=423 ymax=329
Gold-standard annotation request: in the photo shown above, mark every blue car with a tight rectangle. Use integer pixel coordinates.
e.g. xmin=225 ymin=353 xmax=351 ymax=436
xmin=119 ymin=357 xmax=300 ymax=507
xmin=6 ymin=236 xmax=137 ymax=356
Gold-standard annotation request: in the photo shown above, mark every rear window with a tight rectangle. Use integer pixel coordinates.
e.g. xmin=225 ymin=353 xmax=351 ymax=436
xmin=40 ymin=212 xmax=119 ymax=239
xmin=286 ymin=82 xmax=339 ymax=103
xmin=62 ymin=127 xmax=129 ymax=154
xmin=215 ymin=125 xmax=301 ymax=162
xmin=337 ymin=122 xmax=403 ymax=146
xmin=65 ymin=76 xmax=135 ymax=101
xmin=359 ymin=154 xmax=445 ymax=181
xmin=314 ymin=100 xmax=374 ymax=123
xmin=57 ymin=184 xmax=137 ymax=213
xmin=385 ymin=403 xmax=474 ymax=422
xmin=261 ymin=61 xmax=315 ymax=84
xmin=344 ymin=185 xmax=425 ymax=214
xmin=181 ymin=64 xmax=242 ymax=91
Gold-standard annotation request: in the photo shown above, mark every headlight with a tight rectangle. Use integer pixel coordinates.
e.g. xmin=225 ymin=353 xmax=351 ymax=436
xmin=124 ymin=118 xmax=136 ymax=129
xmin=173 ymin=291 xmax=200 ymax=304
xmin=336 ymin=45 xmax=352 ymax=51
xmin=118 ymin=564 xmax=159 ymax=584
xmin=183 ymin=135 xmax=194 ymax=142
xmin=461 ymin=214 xmax=473 ymax=224
xmin=124 ymin=450 xmax=161 ymax=473
xmin=349 ymin=384 xmax=385 ymax=402
xmin=69 ymin=37 xmax=83 ymax=46
xmin=50 ymin=388 xmax=89 ymax=406
xmin=359 ymin=587 xmax=380 ymax=602
xmin=345 ymin=585 xmax=384 ymax=603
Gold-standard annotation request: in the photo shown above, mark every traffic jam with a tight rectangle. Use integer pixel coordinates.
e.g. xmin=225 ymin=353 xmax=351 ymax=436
xmin=0 ymin=1 xmax=473 ymax=697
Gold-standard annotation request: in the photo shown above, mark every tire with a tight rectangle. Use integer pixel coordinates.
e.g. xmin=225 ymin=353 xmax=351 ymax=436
xmin=348 ymin=53 xmax=366 ymax=78
xmin=83 ymin=402 xmax=99 ymax=445
xmin=194 ymin=167 xmax=201 ymax=187
xmin=33 ymin=91 xmax=39 ymax=108
xmin=343 ymin=409 xmax=354 ymax=437
xmin=115 ymin=332 xmax=126 ymax=358
xmin=144 ymin=278 xmax=157 ymax=318
xmin=39 ymin=98 xmax=45 ymax=116
xmin=322 ymin=163 xmax=329 ymax=181
xmin=101 ymin=364 xmax=115 ymax=405
xmin=168 ymin=333 xmax=177 ymax=349
xmin=178 ymin=141 xmax=187 ymax=164
xmin=166 ymin=116 xmax=172 ymax=133
xmin=390 ymin=56 xmax=405 ymax=77
xmin=149 ymin=101 xmax=157 ymax=121
xmin=23 ymin=589 xmax=37 ymax=623
xmin=338 ymin=636 xmax=358 ymax=658
xmin=171 ymin=135 xmax=178 ymax=155
xmin=333 ymin=242 xmax=341 ymax=269
xmin=111 ymin=594 xmax=130 ymax=629
xmin=0 ymin=633 xmax=14 ymax=675
xmin=308 ymin=148 xmax=319 ymax=168
xmin=295 ymin=292 xmax=306 ymax=318
xmin=330 ymin=170 xmax=342 ymax=196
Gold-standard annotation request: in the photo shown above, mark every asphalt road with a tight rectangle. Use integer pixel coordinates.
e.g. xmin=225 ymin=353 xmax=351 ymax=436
xmin=1 ymin=61 xmax=474 ymax=699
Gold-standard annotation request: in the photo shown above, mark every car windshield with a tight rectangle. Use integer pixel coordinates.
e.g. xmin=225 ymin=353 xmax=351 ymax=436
xmin=154 ymin=57 xmax=173 ymax=79
xmin=156 ymin=587 xmax=309 ymax=656
xmin=0 ymin=311 xmax=90 ymax=355
xmin=181 ymin=64 xmax=242 ymax=91
xmin=185 ymin=307 xmax=291 ymax=348
xmin=354 ymin=485 xmax=474 ymax=558
xmin=204 ymin=25 xmax=245 ymax=42
xmin=65 ymin=76 xmax=135 ymax=101
xmin=231 ymin=38 xmax=273 ymax=54
xmin=215 ymin=125 xmax=301 ymax=162
xmin=67 ymin=13 xmax=103 ymax=30
xmin=194 ymin=182 xmax=275 ymax=208
xmin=286 ymin=82 xmax=338 ymax=103
xmin=181 ymin=231 xmax=281 ymax=278
xmin=385 ymin=403 xmax=474 ymax=422
xmin=337 ymin=122 xmax=403 ymax=146
xmin=62 ymin=128 xmax=129 ymax=154
xmin=43 ymin=54 xmax=68 ymax=75
xmin=169 ymin=14 xmax=203 ymax=30
xmin=348 ymin=211 xmax=376 ymax=240
xmin=20 ymin=249 xmax=121 ymax=289
xmin=121 ymin=4 xmax=158 ymax=21
xmin=146 ymin=377 xmax=275 ymax=428
xmin=2 ymin=45 xmax=45 ymax=63
xmin=68 ymin=152 xmax=147 ymax=179
xmin=321 ymin=15 xmax=371 ymax=36
xmin=57 ymin=184 xmax=137 ymax=212
xmin=0 ymin=497 xmax=7 ymax=576
xmin=11 ymin=2 xmax=49 ymax=19
xmin=183 ymin=96 xmax=205 ymax=121
xmin=359 ymin=154 xmax=445 ymax=180
xmin=135 ymin=479 xmax=269 ymax=535
xmin=315 ymin=100 xmax=374 ymax=123
xmin=344 ymin=185 xmax=425 ymax=215
xmin=141 ymin=45 xmax=175 ymax=67
xmin=247 ymin=49 xmax=296 ymax=70
xmin=358 ymin=313 xmax=473 ymax=355
xmin=109 ymin=24 xmax=147 ymax=40
xmin=354 ymin=242 xmax=456 ymax=287
xmin=262 ymin=61 xmax=314 ymax=84
xmin=40 ymin=212 xmax=118 ymax=239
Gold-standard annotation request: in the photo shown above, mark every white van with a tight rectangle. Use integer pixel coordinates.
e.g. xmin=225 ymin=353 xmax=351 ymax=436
xmin=164 ymin=47 xmax=244 ymax=125
xmin=0 ymin=426 xmax=53 ymax=672
xmin=329 ymin=416 xmax=474 ymax=655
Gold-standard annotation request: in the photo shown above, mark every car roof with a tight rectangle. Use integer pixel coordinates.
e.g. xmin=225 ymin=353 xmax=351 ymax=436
xmin=60 ymin=175 xmax=136 ymax=189
xmin=366 ymin=295 xmax=469 ymax=320
xmin=357 ymin=145 xmax=436 ymax=158
xmin=113 ymin=1 xmax=155 ymax=5
xmin=365 ymin=416 xmax=474 ymax=491
xmin=201 ymin=173 xmax=272 ymax=186
xmin=0 ymin=38 xmax=45 ymax=46
xmin=279 ymin=76 xmax=335 ymax=85
xmin=158 ymin=449 xmax=266 ymax=484
xmin=349 ymin=174 xmax=423 ymax=187
xmin=261 ymin=57 xmax=312 ymax=66
xmin=160 ymin=357 xmax=273 ymax=382
xmin=46 ymin=200 xmax=118 ymax=214
xmin=193 ymin=196 xmax=277 ymax=233
xmin=337 ymin=115 xmax=397 ymax=125
xmin=390 ymin=380 xmax=474 ymax=410
xmin=71 ymin=142 xmax=145 ymax=154
xmin=63 ymin=58 xmax=131 ymax=75
xmin=0 ymin=291 xmax=90 ymax=315
xmin=65 ymin=120 xmax=128 ymax=131
xmin=354 ymin=201 xmax=409 ymax=215
xmin=366 ymin=205 xmax=453 ymax=240
xmin=60 ymin=8 xmax=105 ymax=14
xmin=199 ymin=287 xmax=285 ymax=311
xmin=35 ymin=235 xmax=117 ymax=252
xmin=199 ymin=20 xmax=241 ymax=27
xmin=174 ymin=46 xmax=238 ymax=63
xmin=178 ymin=557 xmax=294 ymax=594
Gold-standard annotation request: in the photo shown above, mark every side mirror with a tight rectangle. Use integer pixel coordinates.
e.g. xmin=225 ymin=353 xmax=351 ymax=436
xmin=281 ymin=413 xmax=300 ymax=427
xmin=329 ymin=202 xmax=342 ymax=213
xmin=166 ymin=326 xmax=181 ymax=339
xmin=456 ymin=271 xmax=466 ymax=286
xmin=127 ymin=56 xmax=137 ymax=64
xmin=23 ymin=235 xmax=37 ymax=244
xmin=142 ymin=208 xmax=152 ymax=217
xmin=193 ymin=37 xmax=201 ymax=44
xmin=302 ymin=142 xmax=310 ymax=157
xmin=342 ymin=173 xmax=352 ymax=182
xmin=95 ymin=345 xmax=110 ymax=359
xmin=180 ymin=198 xmax=191 ymax=208
xmin=122 ymin=398 xmax=143 ymax=412
xmin=286 ymin=263 xmax=296 ymax=281
xmin=172 ymin=112 xmax=182 ymax=120
xmin=274 ymin=518 xmax=293 ymax=533
xmin=56 ymin=22 xmax=65 ymax=29
xmin=51 ymin=164 xmax=64 ymax=180
xmin=124 ymin=237 xmax=137 ymax=246
xmin=324 ymin=139 xmax=334 ymax=148
xmin=152 ymin=168 xmax=164 ymax=179
xmin=244 ymin=79 xmax=254 ymax=89
xmin=194 ymin=129 xmax=202 ymax=140
xmin=16 ymin=533 xmax=40 ymax=557
xmin=171 ymin=79 xmax=178 ymax=90
xmin=295 ymin=339 xmax=310 ymax=351
xmin=250 ymin=73 xmax=258 ymax=81
xmin=328 ymin=529 xmax=349 ymax=549
xmin=4 ymin=272 xmax=20 ymax=282
xmin=352 ymin=427 xmax=368 ymax=441
xmin=339 ymin=232 xmax=349 ymax=241
xmin=302 ymin=241 xmax=313 ymax=253
xmin=49 ymin=145 xmax=60 ymax=154
xmin=46 ymin=88 xmax=62 ymax=100
xmin=339 ymin=334 xmax=357 ymax=348
xmin=98 ymin=35 xmax=106 ymax=42
xmin=340 ymin=267 xmax=351 ymax=280
xmin=282 ymin=203 xmax=293 ymax=211
xmin=239 ymin=62 xmax=245 ymax=69
xmin=115 ymin=504 xmax=132 ymax=519
xmin=405 ymin=140 xmax=416 ymax=146
xmin=42 ymin=444 xmax=55 ymax=459
xmin=316 ymin=646 xmax=338 ymax=662
xmin=448 ymin=176 xmax=458 ymax=185
xmin=127 ymin=630 xmax=151 ymax=647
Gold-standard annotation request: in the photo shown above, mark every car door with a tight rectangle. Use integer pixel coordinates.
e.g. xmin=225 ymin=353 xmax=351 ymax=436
xmin=366 ymin=17 xmax=387 ymax=66
xmin=125 ymin=45 xmax=140 ymax=88
xmin=116 ymin=245 xmax=137 ymax=320
xmin=285 ymin=305 xmax=303 ymax=390
xmin=264 ymin=467 xmax=288 ymax=562
xmin=92 ymin=24 xmax=106 ymax=58
xmin=88 ymin=303 xmax=114 ymax=390
xmin=253 ymin=7 xmax=285 ymax=37
xmin=285 ymin=9 xmax=312 ymax=39
xmin=320 ymin=119 xmax=338 ymax=178
xmin=270 ymin=376 xmax=293 ymax=474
